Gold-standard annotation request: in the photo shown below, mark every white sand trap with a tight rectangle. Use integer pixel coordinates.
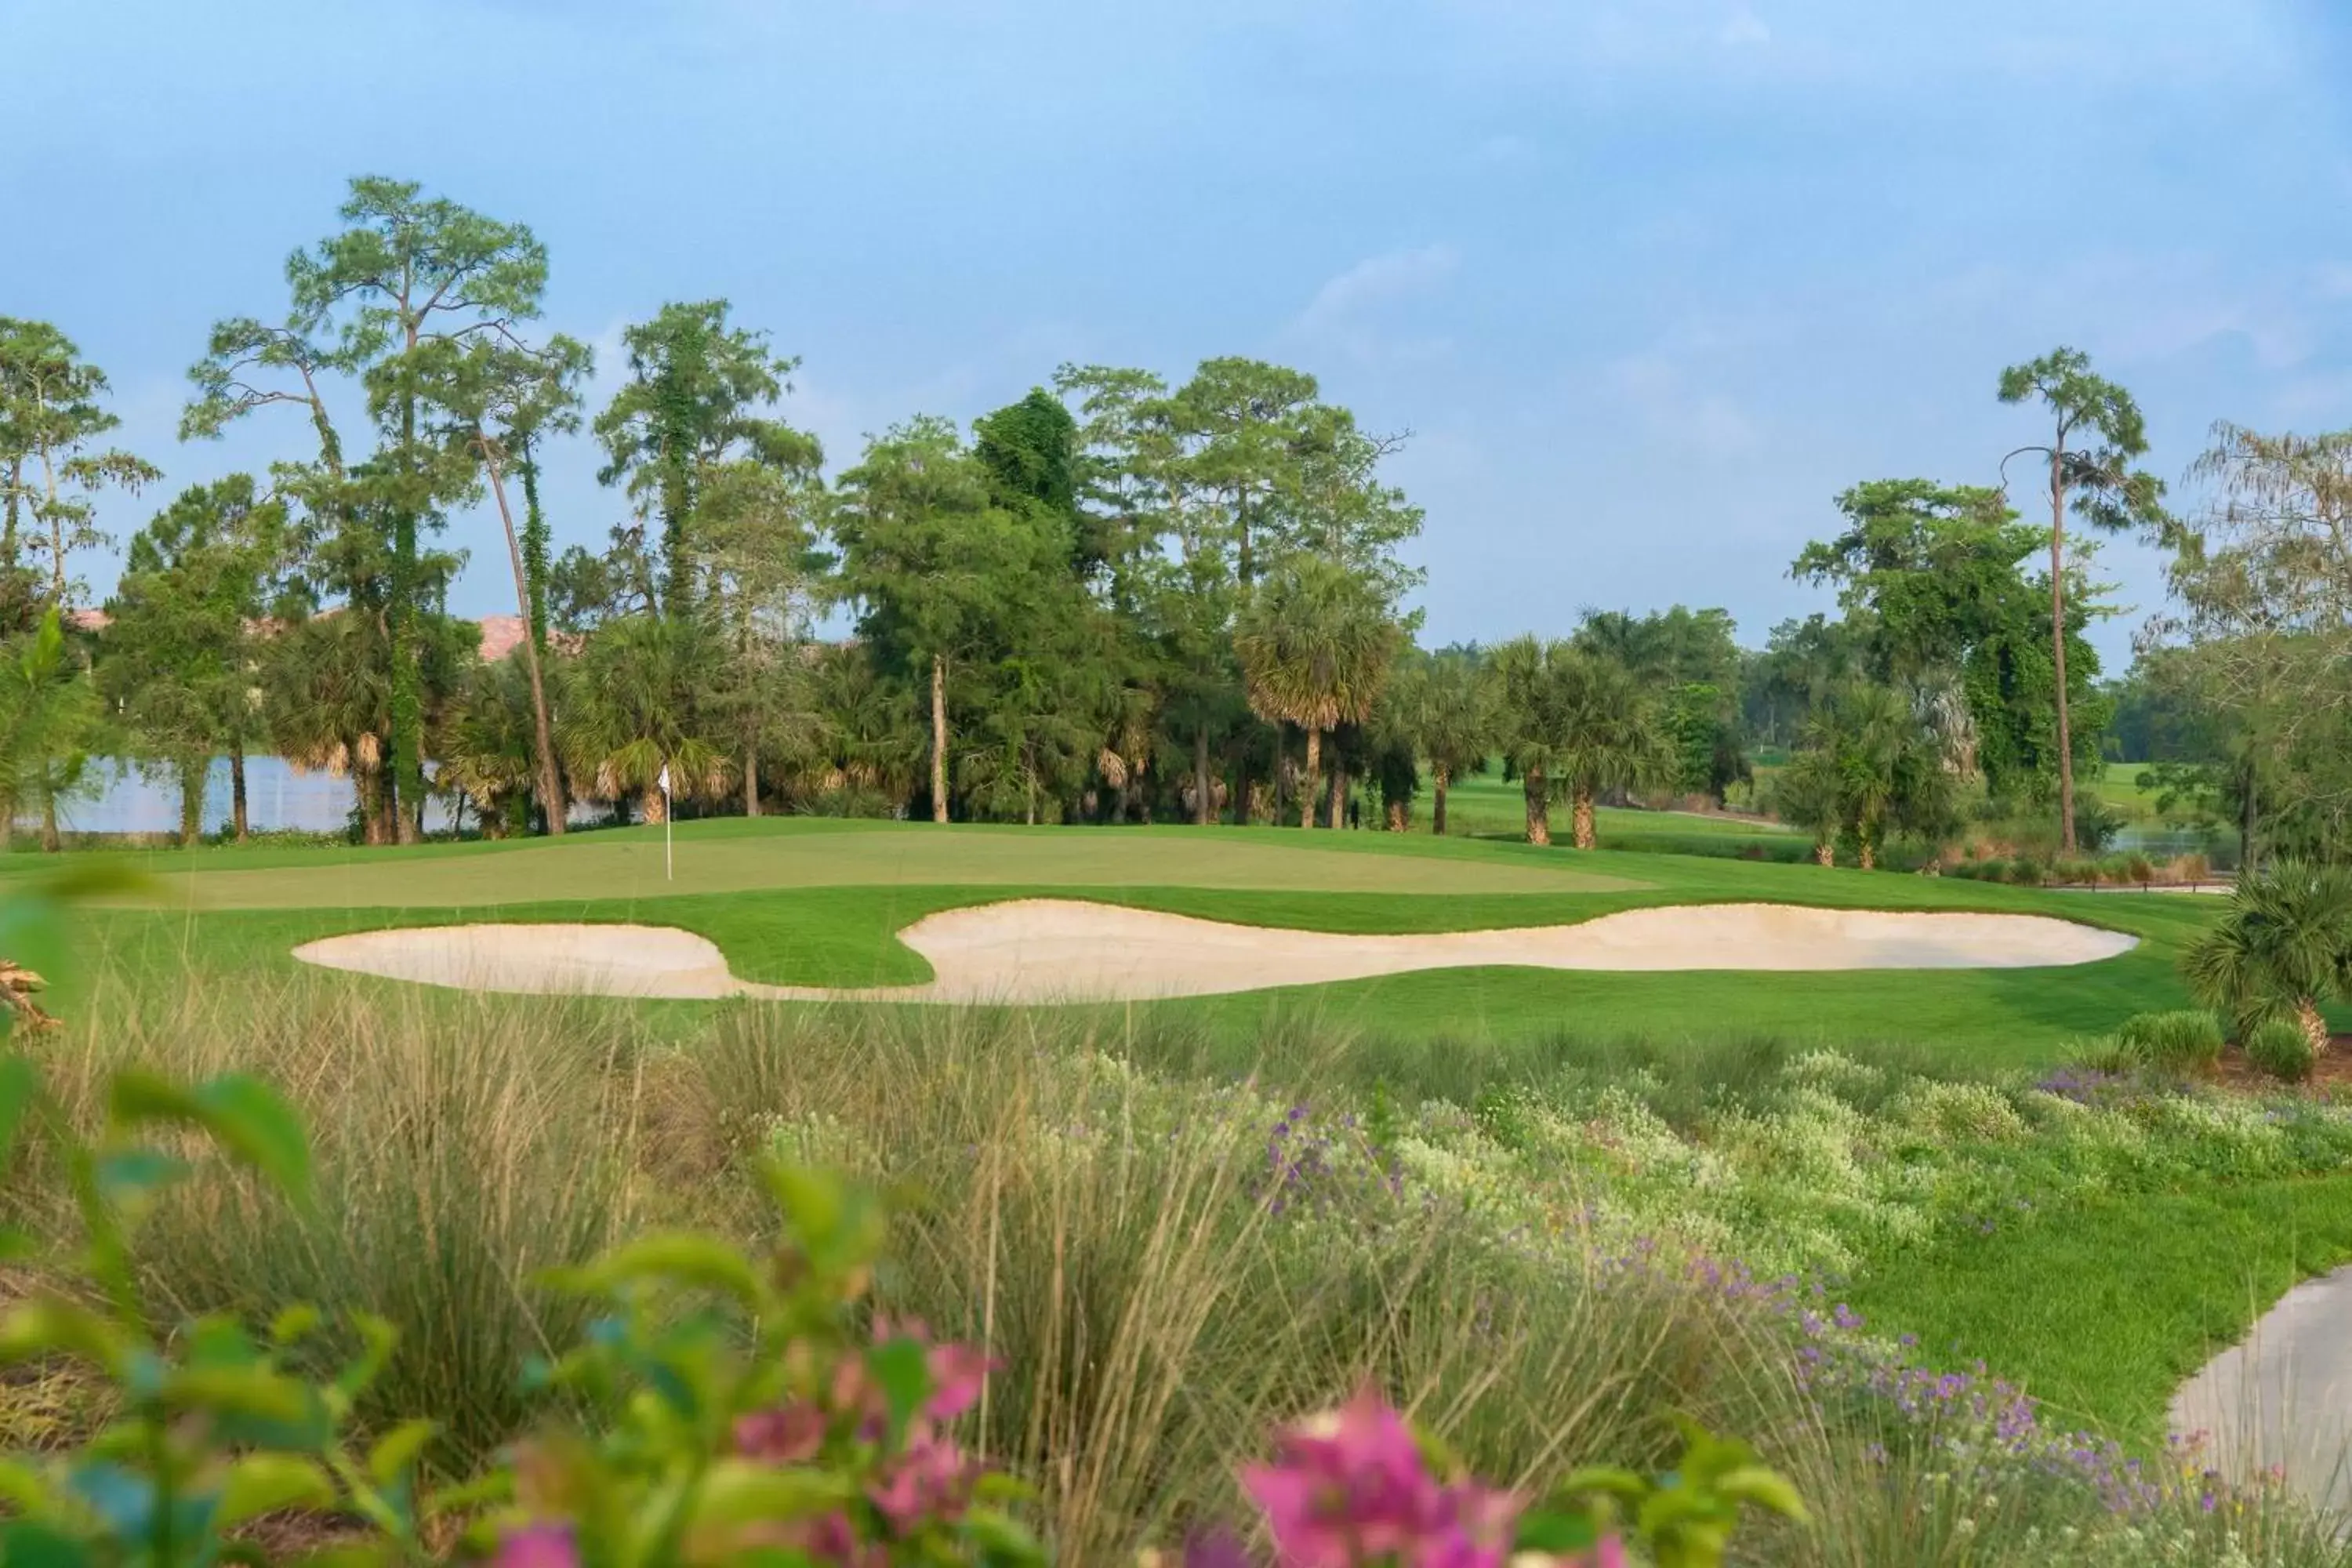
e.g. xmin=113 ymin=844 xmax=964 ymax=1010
xmin=292 ymin=900 xmax=2136 ymax=1004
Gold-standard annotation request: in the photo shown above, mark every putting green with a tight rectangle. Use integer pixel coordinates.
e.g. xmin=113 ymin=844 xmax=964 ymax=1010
xmin=111 ymin=820 xmax=1641 ymax=910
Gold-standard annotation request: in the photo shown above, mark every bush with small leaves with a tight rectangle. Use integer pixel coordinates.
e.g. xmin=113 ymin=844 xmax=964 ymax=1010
xmin=2116 ymin=1010 xmax=2225 ymax=1074
xmin=2246 ymin=1016 xmax=2317 ymax=1084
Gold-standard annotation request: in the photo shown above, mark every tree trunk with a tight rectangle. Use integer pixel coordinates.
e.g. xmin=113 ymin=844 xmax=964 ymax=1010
xmin=484 ymin=440 xmax=566 ymax=837
xmin=1328 ymin=758 xmax=1346 ymax=831
xmin=230 ymin=745 xmax=249 ymax=843
xmin=1858 ymin=837 xmax=1877 ymax=872
xmin=1571 ymin=787 xmax=1596 ymax=851
xmin=40 ymin=793 xmax=59 ymax=854
xmin=1814 ymin=839 xmax=1835 ymax=867
xmin=743 ymin=746 xmax=759 ymax=818
xmin=1524 ymin=770 xmax=1550 ymax=847
xmin=359 ymin=766 xmax=383 ymax=847
xmin=1195 ymin=728 xmax=1211 ymax=826
xmin=2299 ymin=997 xmax=2330 ymax=1055
xmin=2050 ymin=445 xmax=2078 ymax=858
xmin=1235 ymin=767 xmax=1253 ymax=827
xmin=931 ymin=655 xmax=949 ymax=823
xmin=519 ymin=442 xmax=550 ymax=654
xmin=641 ymin=783 xmax=668 ymax=824
xmin=1433 ymin=764 xmax=1450 ymax=837
xmin=1385 ymin=800 xmax=1406 ymax=832
xmin=179 ymin=760 xmax=205 ymax=848
xmin=2241 ymin=760 xmax=2259 ymax=877
xmin=1300 ymin=728 xmax=1321 ymax=830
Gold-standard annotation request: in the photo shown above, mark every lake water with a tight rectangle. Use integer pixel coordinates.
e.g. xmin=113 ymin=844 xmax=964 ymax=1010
xmin=31 ymin=756 xmax=466 ymax=837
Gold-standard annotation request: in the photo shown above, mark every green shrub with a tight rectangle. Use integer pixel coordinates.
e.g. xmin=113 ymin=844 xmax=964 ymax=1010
xmin=2052 ymin=858 xmax=2102 ymax=887
xmin=2246 ymin=1016 xmax=2317 ymax=1083
xmin=2005 ymin=858 xmax=2048 ymax=887
xmin=2116 ymin=1010 xmax=2225 ymax=1073
xmin=2120 ymin=851 xmax=2157 ymax=885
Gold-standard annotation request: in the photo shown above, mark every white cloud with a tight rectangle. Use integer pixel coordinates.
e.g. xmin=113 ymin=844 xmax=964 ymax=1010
xmin=1607 ymin=351 xmax=1762 ymax=459
xmin=1289 ymin=244 xmax=1461 ymax=365
xmin=1720 ymin=3 xmax=1770 ymax=47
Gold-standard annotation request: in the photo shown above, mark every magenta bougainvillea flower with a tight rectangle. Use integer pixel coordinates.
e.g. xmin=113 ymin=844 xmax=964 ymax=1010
xmin=1241 ymin=1387 xmax=1523 ymax=1568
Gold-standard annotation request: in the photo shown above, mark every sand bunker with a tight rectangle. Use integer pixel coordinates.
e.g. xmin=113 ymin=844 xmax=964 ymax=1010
xmin=292 ymin=899 xmax=2137 ymax=1004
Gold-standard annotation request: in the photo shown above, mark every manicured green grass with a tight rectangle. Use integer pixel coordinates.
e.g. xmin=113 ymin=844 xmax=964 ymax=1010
xmin=1436 ymin=768 xmax=1800 ymax=855
xmin=1843 ymin=1174 xmax=2352 ymax=1444
xmin=27 ymin=815 xmax=2218 ymax=1069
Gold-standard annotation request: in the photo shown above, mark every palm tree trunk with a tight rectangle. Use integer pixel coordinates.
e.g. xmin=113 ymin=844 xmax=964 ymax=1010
xmin=1235 ymin=764 xmax=1252 ymax=826
xmin=1523 ymin=769 xmax=1549 ymax=847
xmin=931 ymin=654 xmax=948 ymax=825
xmin=641 ymin=782 xmax=667 ymax=825
xmin=1385 ymin=799 xmax=1406 ymax=832
xmin=1859 ymin=839 xmax=1877 ymax=872
xmin=230 ymin=745 xmax=249 ymax=843
xmin=2299 ymin=997 xmax=2330 ymax=1054
xmin=39 ymin=789 xmax=59 ymax=853
xmin=743 ymin=746 xmax=759 ymax=818
xmin=1328 ymin=758 xmax=1347 ymax=830
xmin=1571 ymin=787 xmax=1596 ymax=851
xmin=1433 ymin=764 xmax=1450 ymax=837
xmin=483 ymin=439 xmax=566 ymax=837
xmin=1300 ymin=728 xmax=1321 ymax=830
xmin=1195 ymin=728 xmax=1211 ymax=826
xmin=1814 ymin=839 xmax=1835 ymax=867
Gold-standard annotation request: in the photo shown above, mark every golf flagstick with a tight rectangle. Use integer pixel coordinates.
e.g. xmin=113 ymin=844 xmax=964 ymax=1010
xmin=659 ymin=762 xmax=672 ymax=881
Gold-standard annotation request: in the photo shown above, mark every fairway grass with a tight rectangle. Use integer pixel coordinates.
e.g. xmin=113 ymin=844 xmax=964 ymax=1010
xmin=78 ymin=818 xmax=1642 ymax=909
xmin=24 ymin=815 xmax=2223 ymax=1068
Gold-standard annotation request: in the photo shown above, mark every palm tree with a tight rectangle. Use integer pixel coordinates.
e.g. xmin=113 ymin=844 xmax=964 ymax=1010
xmin=1233 ymin=557 xmax=1399 ymax=829
xmin=263 ymin=612 xmax=396 ymax=845
xmin=1383 ymin=648 xmax=1490 ymax=837
xmin=1494 ymin=638 xmax=1674 ymax=849
xmin=0 ymin=609 xmax=96 ymax=851
xmin=440 ymin=655 xmax=546 ymax=837
xmin=558 ymin=612 xmax=732 ymax=822
xmin=2184 ymin=860 xmax=2352 ymax=1053
xmin=1493 ymin=637 xmax=1564 ymax=845
xmin=1788 ymin=684 xmax=1958 ymax=870
xmin=1773 ymin=746 xmax=1845 ymax=866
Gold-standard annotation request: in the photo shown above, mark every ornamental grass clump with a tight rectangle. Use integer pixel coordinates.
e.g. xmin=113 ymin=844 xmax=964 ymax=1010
xmin=2115 ymin=1011 xmax=2226 ymax=1075
xmin=2245 ymin=1016 xmax=2317 ymax=1084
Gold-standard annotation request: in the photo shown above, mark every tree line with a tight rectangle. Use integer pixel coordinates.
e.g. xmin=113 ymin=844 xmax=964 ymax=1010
xmin=5 ymin=175 xmax=2337 ymax=869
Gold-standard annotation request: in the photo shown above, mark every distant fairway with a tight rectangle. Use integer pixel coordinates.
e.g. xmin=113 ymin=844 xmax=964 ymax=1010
xmin=96 ymin=819 xmax=1642 ymax=910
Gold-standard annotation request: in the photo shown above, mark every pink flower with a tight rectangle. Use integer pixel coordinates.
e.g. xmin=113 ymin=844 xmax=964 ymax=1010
xmin=734 ymin=1402 xmax=829 ymax=1464
xmin=493 ymin=1522 xmax=580 ymax=1568
xmin=1242 ymin=1387 xmax=1522 ymax=1568
xmin=925 ymin=1339 xmax=992 ymax=1422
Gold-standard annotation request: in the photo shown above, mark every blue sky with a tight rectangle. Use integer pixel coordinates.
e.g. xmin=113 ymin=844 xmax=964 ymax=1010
xmin=10 ymin=0 xmax=2349 ymax=668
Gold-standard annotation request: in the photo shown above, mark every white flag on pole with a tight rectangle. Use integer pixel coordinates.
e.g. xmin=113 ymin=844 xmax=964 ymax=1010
xmin=658 ymin=763 xmax=671 ymax=797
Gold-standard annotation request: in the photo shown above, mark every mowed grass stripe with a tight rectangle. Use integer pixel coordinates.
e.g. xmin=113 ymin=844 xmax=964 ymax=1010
xmin=93 ymin=819 xmax=1646 ymax=909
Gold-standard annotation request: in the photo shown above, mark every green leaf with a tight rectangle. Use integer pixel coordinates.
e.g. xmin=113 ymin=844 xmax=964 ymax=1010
xmin=550 ymin=1232 xmax=765 ymax=1307
xmin=0 ymin=1298 xmax=128 ymax=1372
xmin=0 ymin=1519 xmax=94 ymax=1568
xmin=107 ymin=1071 xmax=311 ymax=1201
xmin=0 ymin=1056 xmax=42 ymax=1165
xmin=218 ymin=1456 xmax=338 ymax=1529
xmin=1556 ymin=1465 xmax=1649 ymax=1501
xmin=1710 ymin=1465 xmax=1809 ymax=1523
xmin=866 ymin=1334 xmax=931 ymax=1446
xmin=1513 ymin=1508 xmax=1603 ymax=1553
xmin=687 ymin=1461 xmax=851 ymax=1530
xmin=162 ymin=1364 xmax=313 ymax=1425
xmin=269 ymin=1303 xmax=323 ymax=1346
xmin=366 ymin=1419 xmax=438 ymax=1489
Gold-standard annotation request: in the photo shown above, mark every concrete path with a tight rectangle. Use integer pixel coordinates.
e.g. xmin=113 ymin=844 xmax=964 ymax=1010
xmin=2171 ymin=1265 xmax=2352 ymax=1512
